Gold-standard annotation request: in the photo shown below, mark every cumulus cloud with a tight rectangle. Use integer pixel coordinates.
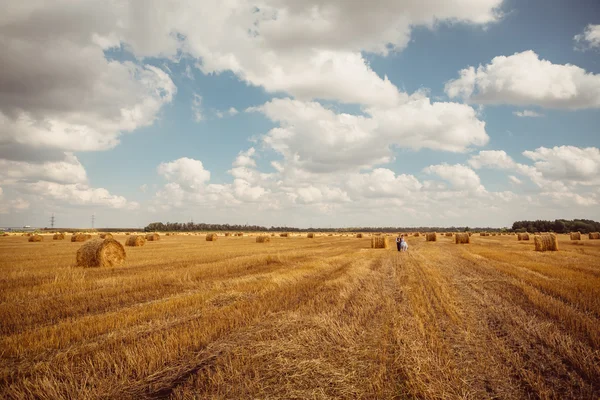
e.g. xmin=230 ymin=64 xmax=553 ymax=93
xmin=522 ymin=146 xmax=600 ymax=185
xmin=445 ymin=50 xmax=600 ymax=109
xmin=253 ymin=97 xmax=487 ymax=173
xmin=469 ymin=146 xmax=600 ymax=192
xmin=0 ymin=153 xmax=87 ymax=185
xmin=157 ymin=158 xmax=211 ymax=191
xmin=513 ymin=110 xmax=544 ymax=117
xmin=508 ymin=175 xmax=522 ymax=185
xmin=6 ymin=0 xmax=500 ymax=109
xmin=22 ymin=182 xmax=138 ymax=209
xmin=423 ymin=163 xmax=486 ymax=193
xmin=574 ymin=24 xmax=600 ymax=50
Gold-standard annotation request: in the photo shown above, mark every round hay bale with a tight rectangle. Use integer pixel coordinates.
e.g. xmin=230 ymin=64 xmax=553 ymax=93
xmin=99 ymin=233 xmax=113 ymax=239
xmin=279 ymin=233 xmax=290 ymax=237
xmin=356 ymin=233 xmax=364 ymax=238
xmin=71 ymin=234 xmax=91 ymax=242
xmin=145 ymin=233 xmax=160 ymax=241
xmin=236 ymin=232 xmax=244 ymax=237
xmin=426 ymin=232 xmax=437 ymax=242
xmin=414 ymin=232 xmax=420 ymax=237
xmin=76 ymin=238 xmax=126 ymax=267
xmin=534 ymin=234 xmax=558 ymax=252
xmin=307 ymin=233 xmax=315 ymax=238
xmin=371 ymin=236 xmax=388 ymax=249
xmin=126 ymin=235 xmax=146 ymax=247
xmin=589 ymin=232 xmax=600 ymax=240
xmin=53 ymin=233 xmax=65 ymax=240
xmin=256 ymin=235 xmax=271 ymax=243
xmin=455 ymin=233 xmax=470 ymax=244
xmin=224 ymin=232 xmax=232 ymax=237
xmin=28 ymin=234 xmax=43 ymax=242
xmin=445 ymin=232 xmax=453 ymax=237
xmin=570 ymin=232 xmax=581 ymax=240
xmin=206 ymin=233 xmax=218 ymax=241
xmin=517 ymin=233 xmax=530 ymax=241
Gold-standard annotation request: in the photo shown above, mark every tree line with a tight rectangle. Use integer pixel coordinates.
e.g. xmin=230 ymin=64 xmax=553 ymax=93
xmin=511 ymin=219 xmax=600 ymax=234
xmin=144 ymin=221 xmax=508 ymax=233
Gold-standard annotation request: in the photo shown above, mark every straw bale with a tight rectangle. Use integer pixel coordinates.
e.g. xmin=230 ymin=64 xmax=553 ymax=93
xmin=76 ymin=238 xmax=126 ymax=267
xmin=126 ymin=235 xmax=146 ymax=247
xmin=534 ymin=234 xmax=559 ymax=252
xmin=455 ymin=233 xmax=470 ymax=244
xmin=371 ymin=236 xmax=388 ymax=249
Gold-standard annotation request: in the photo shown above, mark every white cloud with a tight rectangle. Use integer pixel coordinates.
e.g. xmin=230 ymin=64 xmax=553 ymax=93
xmin=192 ymin=93 xmax=204 ymax=122
xmin=445 ymin=50 xmax=600 ymax=109
xmin=574 ymin=24 xmax=600 ymax=50
xmin=469 ymin=146 xmax=600 ymax=193
xmin=423 ymin=163 xmax=486 ymax=193
xmin=513 ymin=110 xmax=544 ymax=117
xmin=7 ymin=0 xmax=500 ymax=109
xmin=0 ymin=153 xmax=87 ymax=185
xmin=22 ymin=182 xmax=138 ymax=209
xmin=140 ymin=184 xmax=148 ymax=193
xmin=157 ymin=158 xmax=211 ymax=191
xmin=346 ymin=168 xmax=422 ymax=198
xmin=0 ymin=197 xmax=31 ymax=214
xmin=508 ymin=175 xmax=522 ymax=185
xmin=215 ymin=107 xmax=240 ymax=119
xmin=468 ymin=150 xmax=517 ymax=170
xmin=253 ymin=97 xmax=488 ymax=173
xmin=522 ymin=146 xmax=600 ymax=184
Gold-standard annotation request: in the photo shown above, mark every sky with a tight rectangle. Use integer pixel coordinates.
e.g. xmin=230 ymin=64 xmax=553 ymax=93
xmin=1 ymin=0 xmax=599 ymax=229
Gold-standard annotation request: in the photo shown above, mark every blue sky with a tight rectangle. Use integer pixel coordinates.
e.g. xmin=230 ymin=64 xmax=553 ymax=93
xmin=1 ymin=0 xmax=599 ymax=228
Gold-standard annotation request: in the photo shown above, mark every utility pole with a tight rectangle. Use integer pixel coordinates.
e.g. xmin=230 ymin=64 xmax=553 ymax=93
xmin=50 ymin=213 xmax=55 ymax=229
xmin=91 ymin=214 xmax=95 ymax=229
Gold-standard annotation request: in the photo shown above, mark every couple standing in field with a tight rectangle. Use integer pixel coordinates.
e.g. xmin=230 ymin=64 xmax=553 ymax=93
xmin=396 ymin=235 xmax=408 ymax=252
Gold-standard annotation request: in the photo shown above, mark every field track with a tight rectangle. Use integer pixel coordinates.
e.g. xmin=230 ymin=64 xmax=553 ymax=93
xmin=1 ymin=234 xmax=599 ymax=399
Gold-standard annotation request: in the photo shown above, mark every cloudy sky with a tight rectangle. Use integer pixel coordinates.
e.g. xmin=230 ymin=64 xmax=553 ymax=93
xmin=1 ymin=0 xmax=599 ymax=229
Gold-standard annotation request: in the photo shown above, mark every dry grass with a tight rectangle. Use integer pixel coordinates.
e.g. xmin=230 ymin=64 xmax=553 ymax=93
xmin=0 ymin=234 xmax=599 ymax=399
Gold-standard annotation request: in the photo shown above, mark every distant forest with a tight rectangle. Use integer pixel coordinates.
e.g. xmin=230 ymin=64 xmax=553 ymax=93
xmin=143 ymin=220 xmax=598 ymax=233
xmin=511 ymin=219 xmax=600 ymax=234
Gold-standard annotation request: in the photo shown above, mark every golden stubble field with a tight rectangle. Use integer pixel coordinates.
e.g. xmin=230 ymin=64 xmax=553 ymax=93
xmin=0 ymin=233 xmax=599 ymax=399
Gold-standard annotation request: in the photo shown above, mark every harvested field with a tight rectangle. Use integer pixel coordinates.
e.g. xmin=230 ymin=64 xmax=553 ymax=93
xmin=0 ymin=234 xmax=599 ymax=399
